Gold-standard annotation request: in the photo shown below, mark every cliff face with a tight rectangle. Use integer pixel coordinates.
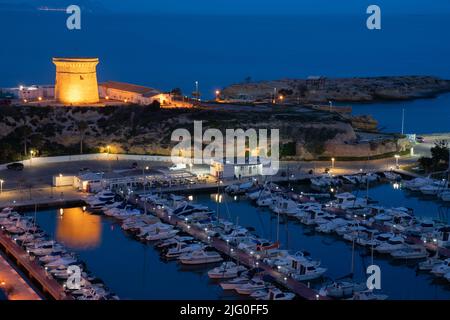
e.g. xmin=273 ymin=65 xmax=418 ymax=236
xmin=0 ymin=105 xmax=402 ymax=163
xmin=221 ymin=76 xmax=450 ymax=103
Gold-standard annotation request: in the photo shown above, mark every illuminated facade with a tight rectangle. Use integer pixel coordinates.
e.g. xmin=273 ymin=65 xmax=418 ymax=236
xmin=53 ymin=57 xmax=100 ymax=104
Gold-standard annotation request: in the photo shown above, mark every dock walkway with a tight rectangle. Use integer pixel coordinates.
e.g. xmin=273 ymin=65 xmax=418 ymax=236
xmin=0 ymin=230 xmax=72 ymax=300
xmin=0 ymin=252 xmax=41 ymax=300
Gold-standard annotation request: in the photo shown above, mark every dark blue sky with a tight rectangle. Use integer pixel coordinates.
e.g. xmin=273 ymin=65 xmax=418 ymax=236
xmin=1 ymin=0 xmax=450 ymax=15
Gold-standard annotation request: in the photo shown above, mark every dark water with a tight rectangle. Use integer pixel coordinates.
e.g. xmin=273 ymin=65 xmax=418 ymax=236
xmin=349 ymin=93 xmax=450 ymax=134
xmin=0 ymin=289 xmax=6 ymax=300
xmin=26 ymin=183 xmax=450 ymax=300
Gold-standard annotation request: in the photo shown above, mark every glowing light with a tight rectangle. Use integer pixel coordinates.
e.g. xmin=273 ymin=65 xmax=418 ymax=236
xmin=188 ymin=195 xmax=194 ymax=201
xmin=59 ymin=208 xmax=64 ymax=216
xmin=38 ymin=96 xmax=42 ymax=101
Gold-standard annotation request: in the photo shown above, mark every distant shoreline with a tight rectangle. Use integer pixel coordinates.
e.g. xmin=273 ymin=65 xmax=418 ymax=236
xmin=220 ymin=76 xmax=450 ymax=105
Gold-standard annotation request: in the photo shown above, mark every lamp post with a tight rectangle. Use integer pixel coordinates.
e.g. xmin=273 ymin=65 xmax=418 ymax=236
xmin=395 ymin=154 xmax=400 ymax=168
xmin=215 ymin=90 xmax=220 ymax=102
xmin=331 ymin=157 xmax=335 ymax=169
xmin=30 ymin=150 xmax=34 ymax=166
xmin=0 ymin=179 xmax=4 ymax=195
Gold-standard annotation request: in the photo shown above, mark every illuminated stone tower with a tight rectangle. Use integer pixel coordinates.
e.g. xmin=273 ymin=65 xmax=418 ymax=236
xmin=53 ymin=57 xmax=99 ymax=104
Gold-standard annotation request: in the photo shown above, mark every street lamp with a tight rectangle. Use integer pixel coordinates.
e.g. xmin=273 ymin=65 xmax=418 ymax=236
xmin=331 ymin=157 xmax=335 ymax=169
xmin=395 ymin=154 xmax=400 ymax=168
xmin=0 ymin=179 xmax=4 ymax=195
xmin=30 ymin=150 xmax=34 ymax=166
xmin=215 ymin=90 xmax=220 ymax=101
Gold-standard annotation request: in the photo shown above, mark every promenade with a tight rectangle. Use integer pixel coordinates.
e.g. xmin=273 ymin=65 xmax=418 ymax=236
xmin=0 ymin=252 xmax=41 ymax=300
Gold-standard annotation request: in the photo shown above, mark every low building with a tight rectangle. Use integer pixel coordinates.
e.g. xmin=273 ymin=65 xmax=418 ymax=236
xmin=98 ymin=81 xmax=172 ymax=106
xmin=3 ymin=85 xmax=54 ymax=101
xmin=210 ymin=159 xmax=263 ymax=179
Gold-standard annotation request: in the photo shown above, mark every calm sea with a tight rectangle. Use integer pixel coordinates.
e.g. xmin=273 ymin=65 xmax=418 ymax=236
xmin=1 ymin=11 xmax=450 ymax=132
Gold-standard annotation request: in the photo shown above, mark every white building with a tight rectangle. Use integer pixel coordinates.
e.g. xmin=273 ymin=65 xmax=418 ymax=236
xmin=98 ymin=81 xmax=172 ymax=106
xmin=210 ymin=159 xmax=263 ymax=179
xmin=3 ymin=85 xmax=55 ymax=101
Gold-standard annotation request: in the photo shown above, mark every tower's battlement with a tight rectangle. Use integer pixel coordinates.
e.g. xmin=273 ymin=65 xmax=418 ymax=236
xmin=53 ymin=57 xmax=99 ymax=104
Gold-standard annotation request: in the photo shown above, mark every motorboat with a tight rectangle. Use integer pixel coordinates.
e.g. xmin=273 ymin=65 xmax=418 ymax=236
xmin=45 ymin=257 xmax=78 ymax=269
xmin=383 ymin=171 xmax=401 ymax=181
xmin=165 ymin=242 xmax=204 ymax=259
xmin=390 ymin=245 xmax=428 ymax=260
xmin=256 ymin=195 xmax=275 ymax=207
xmin=262 ymin=288 xmax=295 ymax=300
xmin=279 ymin=255 xmax=326 ymax=281
xmin=403 ymin=177 xmax=434 ymax=191
xmin=431 ymin=258 xmax=450 ymax=277
xmin=418 ymin=256 xmax=442 ymax=271
xmin=375 ymin=236 xmax=408 ymax=254
xmin=316 ymin=218 xmax=350 ymax=234
xmin=220 ymin=275 xmax=250 ymax=290
xmin=319 ymin=281 xmax=367 ymax=299
xmin=347 ymin=290 xmax=388 ymax=300
xmin=207 ymin=262 xmax=247 ymax=279
xmin=179 ymin=249 xmax=223 ymax=265
xmin=146 ymin=228 xmax=179 ymax=241
xmin=235 ymin=278 xmax=270 ymax=295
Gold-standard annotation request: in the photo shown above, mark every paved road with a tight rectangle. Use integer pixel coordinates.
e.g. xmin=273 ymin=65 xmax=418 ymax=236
xmin=0 ymin=155 xmax=421 ymax=193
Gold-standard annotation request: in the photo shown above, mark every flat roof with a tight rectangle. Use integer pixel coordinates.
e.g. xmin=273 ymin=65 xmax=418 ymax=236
xmin=100 ymin=81 xmax=161 ymax=97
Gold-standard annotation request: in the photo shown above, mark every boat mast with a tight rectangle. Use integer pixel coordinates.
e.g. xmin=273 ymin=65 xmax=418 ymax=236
xmin=401 ymin=108 xmax=405 ymax=135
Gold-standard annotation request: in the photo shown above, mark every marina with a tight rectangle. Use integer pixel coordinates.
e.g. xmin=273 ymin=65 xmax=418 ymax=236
xmin=6 ymin=171 xmax=448 ymax=300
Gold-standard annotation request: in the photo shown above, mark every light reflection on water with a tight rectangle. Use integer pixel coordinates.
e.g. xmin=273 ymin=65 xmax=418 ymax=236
xmin=56 ymin=207 xmax=102 ymax=249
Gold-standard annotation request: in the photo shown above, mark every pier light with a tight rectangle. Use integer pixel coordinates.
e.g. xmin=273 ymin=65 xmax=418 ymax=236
xmin=255 ymin=262 xmax=259 ymax=266
xmin=185 ymin=217 xmax=188 ymax=222
xmin=0 ymin=179 xmax=4 ymax=194
xmin=316 ymin=294 xmax=320 ymax=300
xmin=168 ymin=215 xmax=171 ymax=219
xmin=393 ymin=182 xmax=400 ymax=190
xmin=82 ymin=206 xmax=86 ymax=212
xmin=13 ymin=238 xmax=17 ymax=242
xmin=0 ymin=281 xmax=5 ymax=286
xmin=330 ymin=188 xmax=334 ymax=193
xmin=423 ymin=240 xmax=427 ymax=244
xmin=23 ymin=99 xmax=28 ymax=103
xmin=60 ymin=208 xmax=64 ymax=216
xmin=204 ymin=228 xmax=208 ymax=232
xmin=45 ymin=267 xmax=48 ymax=270
xmin=105 ymin=96 xmax=109 ymax=100
xmin=27 ymin=250 xmax=30 ymax=254
xmin=226 ymin=239 xmax=230 ymax=244
xmin=234 ymin=195 xmax=237 ymax=201
xmin=38 ymin=96 xmax=42 ymax=101
xmin=230 ymin=248 xmax=234 ymax=253
xmin=331 ymin=157 xmax=335 ymax=168
xmin=188 ymin=195 xmax=193 ymax=201
xmin=433 ymin=238 xmax=437 ymax=243
xmin=250 ymin=251 xmax=254 ymax=255
xmin=207 ymin=236 xmax=211 ymax=241
xmin=187 ymin=225 xmax=191 ymax=229
xmin=277 ymin=265 xmax=281 ymax=270
xmin=284 ymin=277 xmax=287 ymax=281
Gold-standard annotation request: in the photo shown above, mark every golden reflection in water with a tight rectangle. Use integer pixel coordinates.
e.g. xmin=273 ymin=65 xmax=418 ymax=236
xmin=56 ymin=207 xmax=102 ymax=249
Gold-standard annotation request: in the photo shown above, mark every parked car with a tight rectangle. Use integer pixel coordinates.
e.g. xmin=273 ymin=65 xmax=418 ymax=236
xmin=6 ymin=163 xmax=24 ymax=171
xmin=416 ymin=136 xmax=425 ymax=143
